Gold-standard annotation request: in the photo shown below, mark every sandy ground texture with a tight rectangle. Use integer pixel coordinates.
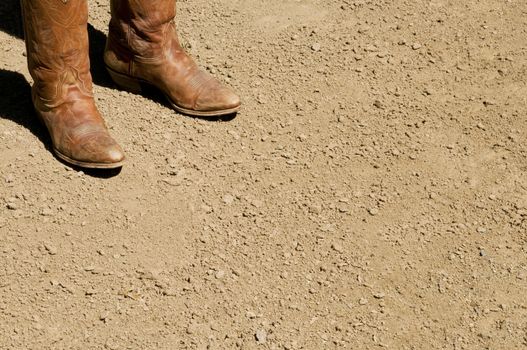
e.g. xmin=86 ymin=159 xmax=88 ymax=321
xmin=1 ymin=0 xmax=527 ymax=349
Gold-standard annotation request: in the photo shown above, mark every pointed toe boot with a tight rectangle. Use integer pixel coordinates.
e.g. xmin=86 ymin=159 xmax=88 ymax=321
xmin=21 ymin=0 xmax=125 ymax=169
xmin=104 ymin=0 xmax=241 ymax=117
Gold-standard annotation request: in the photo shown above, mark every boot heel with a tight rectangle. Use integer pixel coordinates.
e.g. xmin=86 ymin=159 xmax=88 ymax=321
xmin=107 ymin=68 xmax=142 ymax=94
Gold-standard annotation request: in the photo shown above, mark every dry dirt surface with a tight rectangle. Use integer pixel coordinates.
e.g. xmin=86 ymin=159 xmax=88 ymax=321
xmin=1 ymin=0 xmax=527 ymax=349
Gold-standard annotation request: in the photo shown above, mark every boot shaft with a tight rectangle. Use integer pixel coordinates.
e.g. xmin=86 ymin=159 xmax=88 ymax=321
xmin=109 ymin=0 xmax=178 ymax=59
xmin=21 ymin=0 xmax=93 ymax=100
xmin=110 ymin=0 xmax=176 ymax=28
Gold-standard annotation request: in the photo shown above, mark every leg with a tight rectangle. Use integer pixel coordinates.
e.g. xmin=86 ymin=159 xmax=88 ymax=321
xmin=21 ymin=0 xmax=125 ymax=168
xmin=104 ymin=0 xmax=241 ymax=117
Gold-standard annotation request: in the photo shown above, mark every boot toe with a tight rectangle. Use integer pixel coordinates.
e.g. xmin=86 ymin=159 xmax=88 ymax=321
xmin=86 ymin=136 xmax=125 ymax=165
xmin=103 ymin=143 xmax=126 ymax=164
xmin=195 ymin=84 xmax=241 ymax=112
xmin=223 ymin=90 xmax=242 ymax=110
xmin=63 ymin=132 xmax=125 ymax=168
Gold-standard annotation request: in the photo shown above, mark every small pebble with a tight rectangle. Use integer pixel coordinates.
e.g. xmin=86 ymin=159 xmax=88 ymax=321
xmin=331 ymin=243 xmax=344 ymax=253
xmin=255 ymin=329 xmax=267 ymax=344
xmin=99 ymin=311 xmax=109 ymax=321
xmin=374 ymin=292 xmax=385 ymax=299
xmin=40 ymin=208 xmax=53 ymax=217
xmin=6 ymin=203 xmax=18 ymax=210
xmin=373 ymin=100 xmax=384 ymax=109
xmin=223 ymin=194 xmax=235 ymax=205
xmin=44 ymin=243 xmax=57 ymax=255
xmin=368 ymin=208 xmax=379 ymax=216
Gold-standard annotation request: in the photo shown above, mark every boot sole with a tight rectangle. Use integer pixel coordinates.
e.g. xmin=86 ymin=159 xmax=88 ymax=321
xmin=106 ymin=65 xmax=241 ymax=117
xmin=54 ymin=148 xmax=125 ymax=169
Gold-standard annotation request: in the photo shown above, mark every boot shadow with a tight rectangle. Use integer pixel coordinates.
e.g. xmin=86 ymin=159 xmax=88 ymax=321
xmin=0 ymin=69 xmax=48 ymax=146
xmin=88 ymin=24 xmax=115 ymax=89
xmin=0 ymin=0 xmax=24 ymax=39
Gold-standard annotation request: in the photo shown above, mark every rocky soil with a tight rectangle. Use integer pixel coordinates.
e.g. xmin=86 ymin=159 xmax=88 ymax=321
xmin=1 ymin=0 xmax=526 ymax=349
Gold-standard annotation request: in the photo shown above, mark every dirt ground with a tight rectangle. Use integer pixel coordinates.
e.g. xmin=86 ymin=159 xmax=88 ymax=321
xmin=0 ymin=0 xmax=526 ymax=349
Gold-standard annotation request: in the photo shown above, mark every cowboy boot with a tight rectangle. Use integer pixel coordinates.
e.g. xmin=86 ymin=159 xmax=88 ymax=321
xmin=21 ymin=0 xmax=125 ymax=169
xmin=104 ymin=0 xmax=241 ymax=117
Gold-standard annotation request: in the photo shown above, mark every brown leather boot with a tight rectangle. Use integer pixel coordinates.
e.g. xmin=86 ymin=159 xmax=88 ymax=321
xmin=105 ymin=0 xmax=241 ymax=117
xmin=21 ymin=0 xmax=125 ymax=169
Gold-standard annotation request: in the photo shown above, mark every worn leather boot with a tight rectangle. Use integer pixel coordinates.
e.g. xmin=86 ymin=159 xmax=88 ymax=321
xmin=105 ymin=0 xmax=241 ymax=117
xmin=21 ymin=0 xmax=125 ymax=169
